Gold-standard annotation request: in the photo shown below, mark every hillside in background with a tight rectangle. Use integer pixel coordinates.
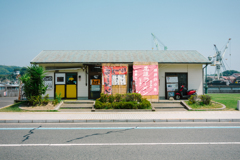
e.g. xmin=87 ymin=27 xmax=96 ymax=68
xmin=0 ymin=65 xmax=27 ymax=83
xmin=222 ymin=70 xmax=240 ymax=76
xmin=208 ymin=70 xmax=240 ymax=76
xmin=0 ymin=65 xmax=22 ymax=75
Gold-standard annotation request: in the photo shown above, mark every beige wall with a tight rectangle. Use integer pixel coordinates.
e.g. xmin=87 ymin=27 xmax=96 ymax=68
xmin=158 ymin=64 xmax=203 ymax=98
xmin=41 ymin=64 xmax=88 ymax=99
xmin=44 ymin=71 xmax=55 ymax=98
xmin=41 ymin=63 xmax=203 ymax=99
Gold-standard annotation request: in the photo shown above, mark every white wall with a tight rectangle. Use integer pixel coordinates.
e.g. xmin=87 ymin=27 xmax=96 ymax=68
xmin=188 ymin=64 xmax=203 ymax=95
xmin=44 ymin=71 xmax=55 ymax=98
xmin=42 ymin=67 xmax=88 ymax=99
xmin=158 ymin=64 xmax=203 ymax=98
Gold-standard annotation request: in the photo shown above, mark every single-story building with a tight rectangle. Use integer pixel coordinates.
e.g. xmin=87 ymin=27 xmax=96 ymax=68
xmin=31 ymin=50 xmax=211 ymax=100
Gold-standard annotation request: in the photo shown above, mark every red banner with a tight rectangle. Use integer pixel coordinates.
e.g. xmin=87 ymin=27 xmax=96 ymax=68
xmin=102 ymin=66 xmax=112 ymax=94
xmin=112 ymin=66 xmax=127 ymax=75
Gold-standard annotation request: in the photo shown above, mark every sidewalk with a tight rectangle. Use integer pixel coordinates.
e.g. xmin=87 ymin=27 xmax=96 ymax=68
xmin=0 ymin=111 xmax=240 ymax=123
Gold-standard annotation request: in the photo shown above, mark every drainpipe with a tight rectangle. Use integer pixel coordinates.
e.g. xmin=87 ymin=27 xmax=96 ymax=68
xmin=202 ymin=64 xmax=208 ymax=94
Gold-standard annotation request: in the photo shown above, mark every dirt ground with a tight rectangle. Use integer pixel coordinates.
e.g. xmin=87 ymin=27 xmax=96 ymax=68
xmin=19 ymin=102 xmax=56 ymax=110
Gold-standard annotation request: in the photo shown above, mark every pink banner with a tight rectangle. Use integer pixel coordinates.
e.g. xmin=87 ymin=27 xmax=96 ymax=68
xmin=102 ymin=66 xmax=112 ymax=94
xmin=133 ymin=65 xmax=158 ymax=95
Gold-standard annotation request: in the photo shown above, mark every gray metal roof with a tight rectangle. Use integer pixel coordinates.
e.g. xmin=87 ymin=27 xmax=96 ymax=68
xmin=31 ymin=50 xmax=211 ymax=64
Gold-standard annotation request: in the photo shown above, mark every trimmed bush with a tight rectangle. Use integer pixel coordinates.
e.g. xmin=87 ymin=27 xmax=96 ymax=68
xmin=115 ymin=94 xmax=122 ymax=102
xmin=108 ymin=95 xmax=115 ymax=103
xmin=138 ymin=98 xmax=151 ymax=109
xmin=199 ymin=95 xmax=211 ymax=105
xmin=99 ymin=93 xmax=108 ymax=103
xmin=188 ymin=95 xmax=197 ymax=105
xmin=95 ymin=93 xmax=151 ymax=109
xmin=125 ymin=93 xmax=135 ymax=102
xmin=122 ymin=101 xmax=137 ymax=109
xmin=95 ymin=101 xmax=103 ymax=109
xmin=134 ymin=93 xmax=142 ymax=102
xmin=102 ymin=102 xmax=112 ymax=109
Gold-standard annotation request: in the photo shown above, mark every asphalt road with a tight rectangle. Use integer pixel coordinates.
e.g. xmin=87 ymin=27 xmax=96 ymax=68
xmin=0 ymin=97 xmax=17 ymax=108
xmin=1 ymin=122 xmax=240 ymax=160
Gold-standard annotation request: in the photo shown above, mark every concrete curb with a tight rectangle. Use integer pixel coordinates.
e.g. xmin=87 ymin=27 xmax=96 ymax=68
xmin=54 ymin=101 xmax=64 ymax=110
xmin=181 ymin=100 xmax=226 ymax=111
xmin=181 ymin=101 xmax=192 ymax=110
xmin=0 ymin=119 xmax=240 ymax=123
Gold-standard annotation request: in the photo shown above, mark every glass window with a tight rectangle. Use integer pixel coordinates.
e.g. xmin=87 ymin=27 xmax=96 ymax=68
xmin=66 ymin=73 xmax=77 ymax=84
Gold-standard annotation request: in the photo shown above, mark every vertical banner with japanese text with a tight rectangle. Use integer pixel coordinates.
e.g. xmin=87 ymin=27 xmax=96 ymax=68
xmin=133 ymin=65 xmax=158 ymax=95
xmin=102 ymin=66 xmax=112 ymax=94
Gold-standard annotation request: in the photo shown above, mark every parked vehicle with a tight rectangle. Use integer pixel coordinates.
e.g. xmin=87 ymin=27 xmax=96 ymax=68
xmin=175 ymin=85 xmax=196 ymax=100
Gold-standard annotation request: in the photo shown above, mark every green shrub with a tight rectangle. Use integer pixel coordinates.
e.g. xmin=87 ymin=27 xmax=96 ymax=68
xmin=133 ymin=93 xmax=142 ymax=102
xmin=55 ymin=92 xmax=62 ymax=103
xmin=122 ymin=101 xmax=137 ymax=109
xmin=28 ymin=95 xmax=42 ymax=106
xmin=95 ymin=101 xmax=103 ymax=109
xmin=52 ymin=99 xmax=58 ymax=106
xmin=138 ymin=98 xmax=151 ymax=109
xmin=125 ymin=93 xmax=135 ymax=102
xmin=42 ymin=94 xmax=50 ymax=105
xmin=99 ymin=93 xmax=108 ymax=103
xmin=112 ymin=102 xmax=121 ymax=109
xmin=52 ymin=93 xmax=61 ymax=106
xmin=102 ymin=102 xmax=112 ymax=109
xmin=108 ymin=95 xmax=115 ymax=103
xmin=95 ymin=93 xmax=151 ymax=109
xmin=188 ymin=95 xmax=197 ymax=105
xmin=199 ymin=95 xmax=211 ymax=105
xmin=115 ymin=93 xmax=122 ymax=102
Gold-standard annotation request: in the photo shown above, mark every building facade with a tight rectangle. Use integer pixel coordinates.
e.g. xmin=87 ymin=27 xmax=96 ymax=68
xmin=31 ymin=50 xmax=210 ymax=100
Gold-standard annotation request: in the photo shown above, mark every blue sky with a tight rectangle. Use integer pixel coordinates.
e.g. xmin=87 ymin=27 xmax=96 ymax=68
xmin=0 ymin=0 xmax=239 ymax=73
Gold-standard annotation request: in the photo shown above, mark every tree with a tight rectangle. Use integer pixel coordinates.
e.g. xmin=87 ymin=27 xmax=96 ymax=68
xmin=222 ymin=70 xmax=240 ymax=76
xmin=20 ymin=67 xmax=27 ymax=76
xmin=0 ymin=68 xmax=10 ymax=75
xmin=19 ymin=64 xmax=47 ymax=99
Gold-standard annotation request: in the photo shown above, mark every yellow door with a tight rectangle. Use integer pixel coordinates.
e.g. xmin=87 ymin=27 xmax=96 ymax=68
xmin=66 ymin=85 xmax=77 ymax=98
xmin=55 ymin=85 xmax=65 ymax=98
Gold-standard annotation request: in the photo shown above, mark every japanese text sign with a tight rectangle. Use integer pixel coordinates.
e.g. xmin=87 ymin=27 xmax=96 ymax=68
xmin=102 ymin=66 xmax=112 ymax=94
xmin=133 ymin=65 xmax=159 ymax=95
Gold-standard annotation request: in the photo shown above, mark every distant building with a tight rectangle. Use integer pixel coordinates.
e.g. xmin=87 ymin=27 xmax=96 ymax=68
xmin=0 ymin=84 xmax=5 ymax=91
xmin=222 ymin=76 xmax=236 ymax=83
xmin=232 ymin=73 xmax=240 ymax=78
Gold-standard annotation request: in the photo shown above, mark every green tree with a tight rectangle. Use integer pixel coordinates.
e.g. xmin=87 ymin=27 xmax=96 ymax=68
xmin=20 ymin=67 xmax=27 ymax=76
xmin=0 ymin=68 xmax=10 ymax=75
xmin=19 ymin=64 xmax=47 ymax=99
xmin=222 ymin=70 xmax=240 ymax=76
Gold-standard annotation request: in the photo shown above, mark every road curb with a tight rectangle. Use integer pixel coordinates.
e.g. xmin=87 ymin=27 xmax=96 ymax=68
xmin=1 ymin=119 xmax=240 ymax=123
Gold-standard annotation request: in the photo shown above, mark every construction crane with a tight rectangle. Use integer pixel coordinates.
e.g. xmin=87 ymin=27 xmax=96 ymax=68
xmin=208 ymin=38 xmax=231 ymax=80
xmin=151 ymin=33 xmax=167 ymax=50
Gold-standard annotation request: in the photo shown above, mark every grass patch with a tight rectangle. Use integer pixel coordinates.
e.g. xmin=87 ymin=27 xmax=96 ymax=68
xmin=207 ymin=94 xmax=240 ymax=110
xmin=187 ymin=101 xmax=223 ymax=110
xmin=0 ymin=102 xmax=27 ymax=112
xmin=0 ymin=102 xmax=58 ymax=112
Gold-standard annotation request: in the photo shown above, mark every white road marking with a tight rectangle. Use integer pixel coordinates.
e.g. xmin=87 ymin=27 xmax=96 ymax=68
xmin=1 ymin=142 xmax=240 ymax=147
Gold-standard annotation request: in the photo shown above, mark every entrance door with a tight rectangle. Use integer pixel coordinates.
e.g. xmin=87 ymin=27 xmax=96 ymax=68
xmin=165 ymin=73 xmax=188 ymax=99
xmin=66 ymin=73 xmax=77 ymax=99
xmin=88 ymin=65 xmax=102 ymax=99
xmin=55 ymin=73 xmax=77 ymax=99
